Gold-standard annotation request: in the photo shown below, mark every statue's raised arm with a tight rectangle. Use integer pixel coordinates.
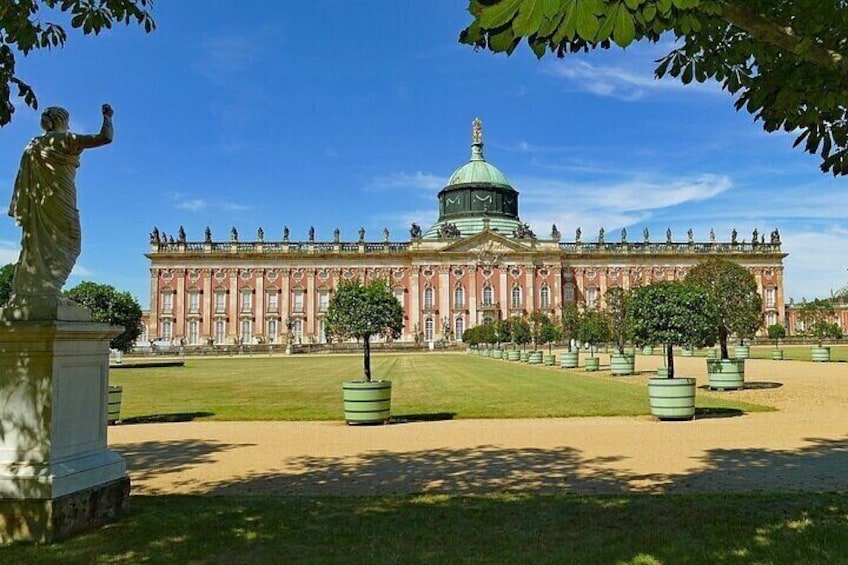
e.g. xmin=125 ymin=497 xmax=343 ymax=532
xmin=3 ymin=104 xmax=115 ymax=321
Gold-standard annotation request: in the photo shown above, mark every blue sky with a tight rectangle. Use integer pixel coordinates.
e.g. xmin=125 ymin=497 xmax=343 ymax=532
xmin=1 ymin=1 xmax=846 ymax=308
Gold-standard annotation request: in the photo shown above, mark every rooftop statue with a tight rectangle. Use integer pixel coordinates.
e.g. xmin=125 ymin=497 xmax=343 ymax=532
xmin=575 ymin=227 xmax=582 ymax=243
xmin=4 ymin=104 xmax=113 ymax=319
xmin=643 ymin=227 xmax=649 ymax=243
xmin=410 ymin=223 xmax=422 ymax=239
xmin=204 ymin=226 xmax=212 ymax=243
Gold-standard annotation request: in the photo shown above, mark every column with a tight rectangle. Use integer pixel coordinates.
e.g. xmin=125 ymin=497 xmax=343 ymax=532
xmin=202 ymin=270 xmax=213 ymax=340
xmin=468 ymin=263 xmax=478 ymax=326
xmin=255 ymin=271 xmax=265 ymax=341
xmin=525 ymin=265 xmax=535 ymax=314
xmin=228 ymin=270 xmax=238 ymax=343
xmin=439 ymin=266 xmax=450 ymax=338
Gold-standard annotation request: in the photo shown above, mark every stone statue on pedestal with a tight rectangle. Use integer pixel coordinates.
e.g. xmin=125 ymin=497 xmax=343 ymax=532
xmin=3 ymin=104 xmax=114 ymax=321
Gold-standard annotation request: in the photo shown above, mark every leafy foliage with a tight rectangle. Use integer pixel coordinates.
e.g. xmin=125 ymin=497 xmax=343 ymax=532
xmin=461 ymin=1 xmax=848 ymax=175
xmin=496 ymin=318 xmax=513 ymax=345
xmin=629 ymin=281 xmax=718 ymax=378
xmin=324 ymin=279 xmax=404 ymax=381
xmin=561 ymin=302 xmax=580 ymax=343
xmin=0 ymin=1 xmax=156 ymax=126
xmin=766 ymin=323 xmax=786 ymax=347
xmin=0 ymin=262 xmax=14 ymax=304
xmin=510 ymin=316 xmax=532 ymax=349
xmin=798 ymin=298 xmax=842 ymax=346
xmin=64 ymin=281 xmax=143 ymax=352
xmin=605 ymin=286 xmax=632 ymax=353
xmin=684 ymin=258 xmax=762 ymax=359
xmin=575 ymin=309 xmax=610 ymax=352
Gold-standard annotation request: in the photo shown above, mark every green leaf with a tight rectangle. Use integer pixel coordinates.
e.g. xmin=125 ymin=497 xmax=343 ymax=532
xmin=613 ymin=4 xmax=636 ymax=47
xmin=575 ymin=0 xmax=600 ymax=40
xmin=478 ymin=0 xmax=523 ymax=29
xmin=488 ymin=26 xmax=517 ymax=53
xmin=513 ymin=0 xmax=545 ymax=37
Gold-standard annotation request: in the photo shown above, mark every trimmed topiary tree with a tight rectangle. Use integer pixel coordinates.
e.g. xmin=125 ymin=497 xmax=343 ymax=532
xmin=561 ymin=302 xmax=580 ymax=351
xmin=325 ymin=279 xmax=403 ymax=382
xmin=575 ymin=309 xmax=610 ymax=357
xmin=685 ymin=258 xmax=763 ymax=359
xmin=511 ymin=316 xmax=531 ymax=352
xmin=605 ymin=286 xmax=632 ymax=355
xmin=799 ymin=299 xmax=842 ymax=347
xmin=65 ymin=281 xmax=144 ymax=353
xmin=630 ymin=282 xmax=719 ymax=379
xmin=767 ymin=323 xmax=787 ymax=349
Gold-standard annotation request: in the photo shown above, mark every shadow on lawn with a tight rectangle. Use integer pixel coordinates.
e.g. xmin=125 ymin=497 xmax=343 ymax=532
xmin=390 ymin=412 xmax=456 ymax=423
xmin=203 ymin=436 xmax=848 ymax=497
xmin=121 ymin=411 xmax=215 ymax=424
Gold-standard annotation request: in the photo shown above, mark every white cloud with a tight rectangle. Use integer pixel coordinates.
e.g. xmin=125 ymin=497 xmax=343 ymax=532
xmin=70 ymin=264 xmax=94 ymax=277
xmin=367 ymin=171 xmax=445 ymax=193
xmin=542 ymin=58 xmax=718 ymax=101
xmin=781 ymin=227 xmax=848 ymax=301
xmin=176 ymin=199 xmax=208 ymax=212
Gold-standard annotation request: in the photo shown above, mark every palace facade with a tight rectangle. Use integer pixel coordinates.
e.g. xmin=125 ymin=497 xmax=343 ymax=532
xmin=144 ymin=121 xmax=787 ymax=347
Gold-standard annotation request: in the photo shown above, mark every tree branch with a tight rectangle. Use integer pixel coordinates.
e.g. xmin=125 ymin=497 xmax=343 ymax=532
xmin=720 ymin=4 xmax=848 ymax=75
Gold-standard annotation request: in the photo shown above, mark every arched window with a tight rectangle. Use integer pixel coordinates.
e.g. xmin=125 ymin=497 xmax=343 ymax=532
xmin=424 ymin=287 xmax=434 ymax=309
xmin=455 ymin=316 xmax=465 ymax=340
xmin=511 ymin=286 xmax=522 ymax=308
xmin=540 ymin=286 xmax=550 ymax=309
xmin=215 ymin=320 xmax=226 ymax=344
xmin=425 ymin=317 xmax=434 ymax=342
xmin=482 ymin=285 xmax=493 ymax=306
xmin=454 ymin=286 xmax=465 ymax=308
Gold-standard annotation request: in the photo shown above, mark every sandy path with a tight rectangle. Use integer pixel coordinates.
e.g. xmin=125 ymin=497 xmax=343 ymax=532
xmin=108 ymin=355 xmax=848 ymax=496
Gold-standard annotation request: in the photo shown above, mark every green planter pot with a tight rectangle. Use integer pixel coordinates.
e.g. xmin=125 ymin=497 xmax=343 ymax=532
xmin=528 ymin=351 xmax=543 ymax=365
xmin=491 ymin=349 xmax=503 ymax=359
xmin=560 ymin=351 xmax=579 ymax=369
xmin=507 ymin=349 xmax=521 ymax=361
xmin=107 ymin=385 xmax=123 ymax=425
xmin=706 ymin=359 xmax=745 ymax=391
xmin=521 ymin=351 xmax=530 ymax=363
xmin=681 ymin=347 xmax=694 ymax=357
xmin=466 ymin=347 xmax=472 ymax=354
xmin=610 ymin=353 xmax=635 ymax=376
xmin=810 ymin=347 xmax=830 ymax=362
xmin=641 ymin=345 xmax=654 ymax=356
xmin=585 ymin=357 xmax=599 ymax=372
xmin=343 ymin=380 xmax=392 ymax=425
xmin=656 ymin=367 xmax=669 ymax=378
xmin=811 ymin=347 xmax=831 ymax=362
xmin=771 ymin=349 xmax=784 ymax=361
xmin=706 ymin=348 xmax=718 ymax=359
xmin=648 ymin=377 xmax=696 ymax=420
xmin=623 ymin=346 xmax=636 ymax=356
xmin=734 ymin=345 xmax=750 ymax=360
xmin=482 ymin=348 xmax=492 ymax=358
xmin=544 ymin=354 xmax=556 ymax=366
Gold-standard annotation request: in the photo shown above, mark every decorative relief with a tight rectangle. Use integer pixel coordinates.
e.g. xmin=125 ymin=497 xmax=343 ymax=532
xmin=453 ymin=267 xmax=464 ymax=278
xmin=481 ymin=267 xmax=494 ymax=280
xmin=267 ymin=270 xmax=279 ymax=282
xmin=393 ymin=268 xmax=406 ymax=280
xmin=317 ymin=269 xmax=330 ymax=281
xmin=293 ymin=268 xmax=305 ymax=282
xmin=162 ymin=270 xmax=174 ymax=282
xmin=422 ymin=267 xmax=435 ymax=280
xmin=510 ymin=267 xmax=521 ymax=278
xmin=214 ymin=270 xmax=226 ymax=282
xmin=240 ymin=270 xmax=252 ymax=280
xmin=586 ymin=269 xmax=597 ymax=281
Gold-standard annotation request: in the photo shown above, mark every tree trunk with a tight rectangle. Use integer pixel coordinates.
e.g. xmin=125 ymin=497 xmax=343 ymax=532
xmin=719 ymin=327 xmax=729 ymax=359
xmin=667 ymin=343 xmax=674 ymax=378
xmin=363 ymin=334 xmax=371 ymax=382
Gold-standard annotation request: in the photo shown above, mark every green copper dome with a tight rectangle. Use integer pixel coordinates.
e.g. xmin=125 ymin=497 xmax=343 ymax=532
xmin=424 ymin=119 xmax=523 ymax=239
xmin=446 ymin=145 xmax=512 ymax=187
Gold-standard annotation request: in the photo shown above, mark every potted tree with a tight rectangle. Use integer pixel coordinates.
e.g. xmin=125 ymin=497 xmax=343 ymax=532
xmin=685 ymin=258 xmax=762 ymax=390
xmin=462 ymin=326 xmax=480 ymax=354
xmin=496 ymin=318 xmax=513 ymax=360
xmin=528 ymin=311 xmax=549 ymax=364
xmin=480 ymin=322 xmax=498 ymax=357
xmin=606 ymin=287 xmax=635 ymax=375
xmin=325 ymin=279 xmax=403 ymax=424
xmin=511 ymin=317 xmax=532 ymax=361
xmin=799 ymin=299 xmax=842 ymax=361
xmin=767 ymin=323 xmax=787 ymax=360
xmin=630 ymin=281 xmax=719 ymax=421
xmin=560 ymin=303 xmax=580 ymax=368
xmin=575 ymin=309 xmax=610 ymax=372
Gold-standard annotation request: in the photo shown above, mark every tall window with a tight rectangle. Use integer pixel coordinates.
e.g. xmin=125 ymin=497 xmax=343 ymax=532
xmin=424 ymin=287 xmax=434 ymax=309
xmin=319 ymin=319 xmax=327 ymax=343
xmin=267 ymin=320 xmax=277 ymax=343
xmin=318 ymin=291 xmax=330 ymax=312
xmin=765 ymin=287 xmax=776 ymax=308
xmin=293 ymin=319 xmax=303 ymax=343
xmin=425 ymin=317 xmax=434 ymax=342
xmin=511 ymin=286 xmax=522 ymax=308
xmin=161 ymin=292 xmax=173 ymax=313
xmin=454 ymin=287 xmax=465 ymax=308
xmin=455 ymin=316 xmax=465 ymax=341
xmin=241 ymin=320 xmax=252 ymax=342
xmin=587 ymin=288 xmax=598 ymax=309
xmin=393 ymin=288 xmax=404 ymax=306
xmin=188 ymin=291 xmax=200 ymax=313
xmin=241 ymin=289 xmax=253 ymax=312
xmin=267 ymin=291 xmax=279 ymax=312
xmin=161 ymin=320 xmax=172 ymax=340
xmin=766 ymin=312 xmax=777 ymax=327
xmin=293 ymin=290 xmax=304 ymax=312
xmin=540 ymin=286 xmax=550 ymax=309
xmin=482 ymin=285 xmax=493 ymax=306
xmin=188 ymin=320 xmax=199 ymax=345
xmin=215 ymin=290 xmax=226 ymax=313
xmin=564 ymin=285 xmax=575 ymax=302
xmin=215 ymin=320 xmax=226 ymax=344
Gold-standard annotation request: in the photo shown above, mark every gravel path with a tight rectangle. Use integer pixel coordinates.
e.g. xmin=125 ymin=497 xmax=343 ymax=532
xmin=108 ymin=355 xmax=848 ymax=496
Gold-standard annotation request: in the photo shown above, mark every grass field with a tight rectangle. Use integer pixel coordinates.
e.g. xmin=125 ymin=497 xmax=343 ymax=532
xmin=677 ymin=344 xmax=848 ymax=361
xmin=2 ymin=493 xmax=846 ymax=563
xmin=109 ymin=353 xmax=771 ymax=421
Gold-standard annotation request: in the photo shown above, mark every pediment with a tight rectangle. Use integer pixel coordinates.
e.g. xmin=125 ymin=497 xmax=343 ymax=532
xmin=440 ymin=230 xmax=532 ymax=254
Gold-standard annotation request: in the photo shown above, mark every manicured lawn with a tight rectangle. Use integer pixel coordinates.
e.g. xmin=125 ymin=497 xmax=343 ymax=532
xmin=109 ymin=353 xmax=770 ymax=421
xmin=4 ymin=493 xmax=846 ymax=563
xmin=746 ymin=345 xmax=848 ymax=361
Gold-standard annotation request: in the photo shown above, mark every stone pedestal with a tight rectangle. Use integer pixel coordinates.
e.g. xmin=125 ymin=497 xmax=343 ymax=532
xmin=0 ymin=320 xmax=129 ymax=543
